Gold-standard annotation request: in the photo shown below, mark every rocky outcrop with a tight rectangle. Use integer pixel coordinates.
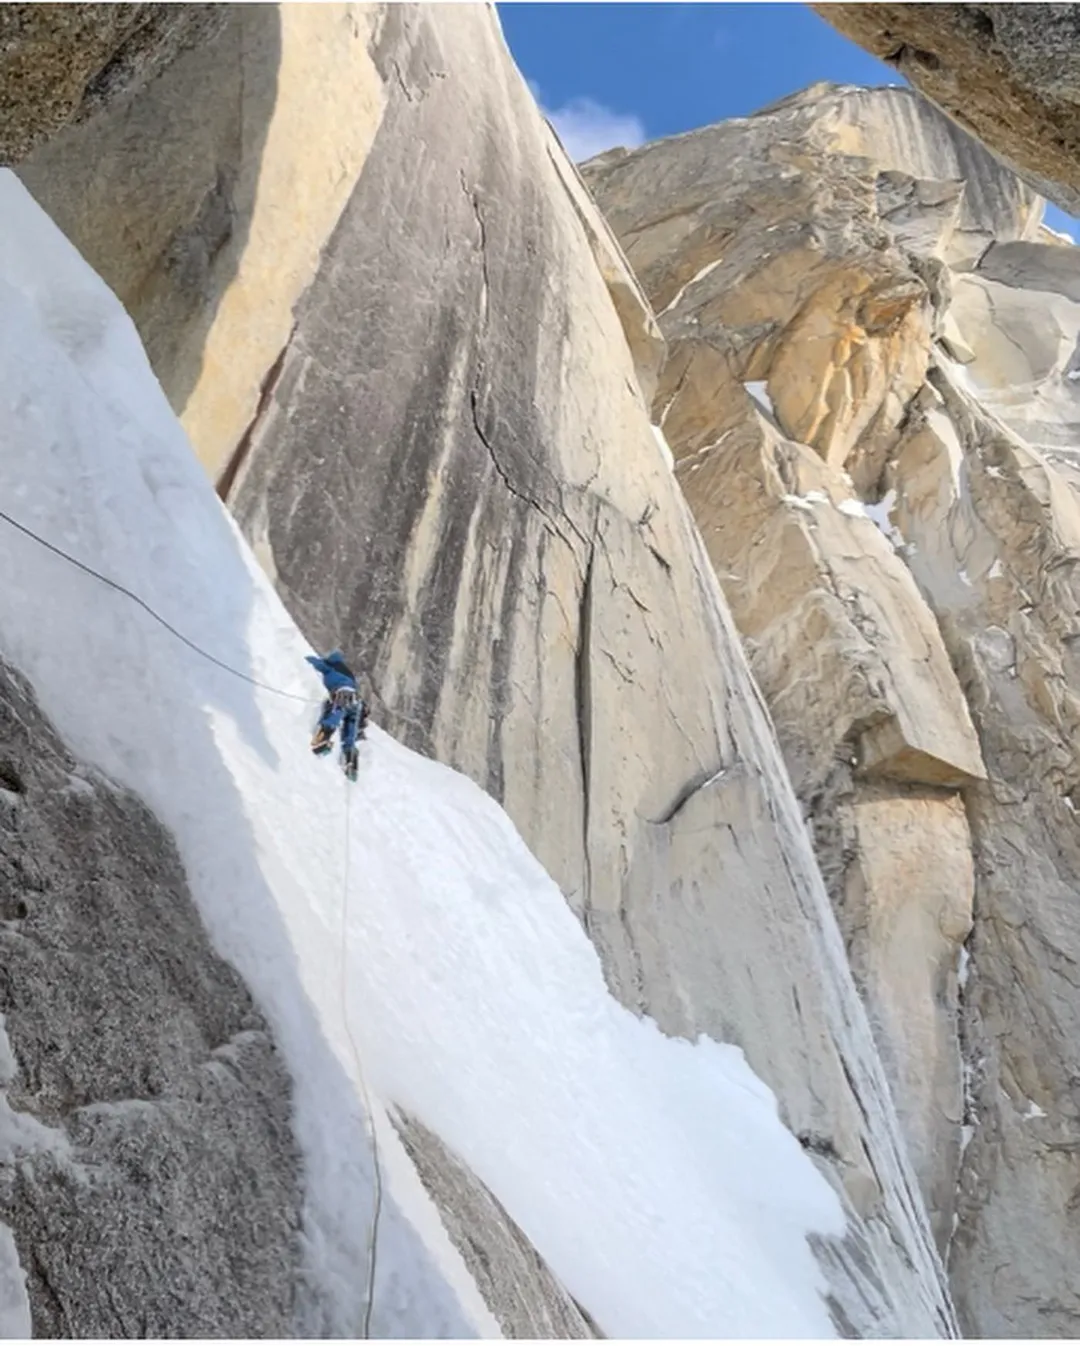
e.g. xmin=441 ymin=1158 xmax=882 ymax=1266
xmin=586 ymin=78 xmax=1080 ymax=1338
xmin=812 ymin=4 xmax=1080 ymax=218
xmin=944 ymin=240 xmax=1080 ymax=463
xmin=883 ymin=192 xmax=1080 ymax=1326
xmin=0 ymin=5 xmax=226 ymax=165
xmin=590 ymin=82 xmax=1039 ymax=513
xmin=393 ymin=1110 xmax=596 ymax=1339
xmin=0 ymin=657 xmax=303 ymax=1335
xmin=585 ymin=92 xmax=987 ymax=1261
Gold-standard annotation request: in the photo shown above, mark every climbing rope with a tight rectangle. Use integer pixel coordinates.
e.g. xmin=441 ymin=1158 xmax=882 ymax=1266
xmin=340 ymin=775 xmax=385 ymax=1338
xmin=0 ymin=505 xmax=386 ymax=1326
xmin=0 ymin=507 xmax=319 ymax=703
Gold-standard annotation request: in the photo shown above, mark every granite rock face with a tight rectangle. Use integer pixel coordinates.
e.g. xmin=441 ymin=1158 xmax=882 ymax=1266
xmin=17 ymin=5 xmax=288 ymax=466
xmin=879 ymin=159 xmax=1080 ymax=1329
xmin=812 ymin=4 xmax=1080 ymax=218
xmin=888 ymin=357 xmax=1080 ymax=1337
xmin=587 ymin=78 xmax=1080 ymax=1338
xmin=0 ymin=4 xmax=226 ymax=165
xmin=0 ymin=658 xmax=303 ymax=1336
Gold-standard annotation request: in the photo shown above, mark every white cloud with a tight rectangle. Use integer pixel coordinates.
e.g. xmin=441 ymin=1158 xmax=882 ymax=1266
xmin=530 ymin=85 xmax=646 ymax=164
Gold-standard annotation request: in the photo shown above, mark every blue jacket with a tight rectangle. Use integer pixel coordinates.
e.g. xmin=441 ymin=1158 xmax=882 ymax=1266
xmin=306 ymin=649 xmax=358 ymax=694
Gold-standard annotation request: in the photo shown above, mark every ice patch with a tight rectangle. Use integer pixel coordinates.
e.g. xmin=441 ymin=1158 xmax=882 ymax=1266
xmin=658 ymin=257 xmax=724 ymax=317
xmin=1023 ymin=1099 xmax=1047 ymax=1119
xmin=837 ymin=499 xmax=866 ymax=519
xmin=650 ymin=424 xmax=675 ymax=470
xmin=744 ymin=380 xmax=774 ymax=416
xmin=781 ymin=490 xmax=829 ymax=513
xmin=0 ymin=1094 xmax=69 ymax=1165
xmin=863 ymin=489 xmax=906 ymax=550
xmin=926 ymin=406 xmax=967 ymax=499
xmin=0 ymin=1226 xmax=30 ymax=1338
xmin=0 ymin=1017 xmax=16 ymax=1087
xmin=957 ymin=945 xmax=971 ymax=991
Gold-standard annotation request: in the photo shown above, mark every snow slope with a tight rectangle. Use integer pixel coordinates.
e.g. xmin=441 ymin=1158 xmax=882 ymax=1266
xmin=0 ymin=170 xmax=847 ymax=1337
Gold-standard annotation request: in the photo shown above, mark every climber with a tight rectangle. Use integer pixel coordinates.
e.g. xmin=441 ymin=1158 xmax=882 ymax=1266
xmin=306 ymin=649 xmax=368 ymax=778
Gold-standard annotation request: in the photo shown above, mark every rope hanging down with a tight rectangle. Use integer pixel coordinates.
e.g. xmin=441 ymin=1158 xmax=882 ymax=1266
xmin=0 ymin=506 xmax=385 ymax=1326
xmin=341 ymin=779 xmax=385 ymax=1338
xmin=0 ymin=508 xmax=317 ymax=703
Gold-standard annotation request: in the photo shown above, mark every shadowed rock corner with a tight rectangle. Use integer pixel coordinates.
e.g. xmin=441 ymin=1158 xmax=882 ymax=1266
xmin=14 ymin=5 xmax=282 ymax=429
xmin=0 ymin=658 xmax=304 ymax=1336
xmin=0 ymin=4 xmax=227 ymax=165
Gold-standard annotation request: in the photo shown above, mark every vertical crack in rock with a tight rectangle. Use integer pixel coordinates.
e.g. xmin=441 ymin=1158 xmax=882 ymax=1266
xmin=575 ymin=540 xmax=596 ymax=922
xmin=485 ymin=519 xmax=526 ymax=806
xmin=465 ymin=378 xmax=588 ymax=568
xmin=462 ymin=171 xmax=592 ymax=568
xmin=466 ymin=176 xmax=491 ymax=329
xmin=617 ymin=901 xmax=647 ymax=1014
xmin=391 ymin=59 xmax=416 ymax=104
xmin=946 ymin=922 xmax=979 ymax=1274
xmin=217 ymin=322 xmax=298 ymax=504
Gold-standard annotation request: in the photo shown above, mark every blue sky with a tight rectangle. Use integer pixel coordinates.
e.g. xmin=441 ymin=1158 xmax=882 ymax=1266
xmin=497 ymin=2 xmax=1079 ymax=238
